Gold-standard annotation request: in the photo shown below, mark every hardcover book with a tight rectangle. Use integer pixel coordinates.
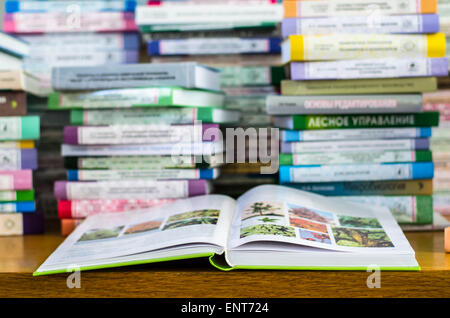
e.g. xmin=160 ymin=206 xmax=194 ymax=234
xmin=34 ymin=185 xmax=419 ymax=275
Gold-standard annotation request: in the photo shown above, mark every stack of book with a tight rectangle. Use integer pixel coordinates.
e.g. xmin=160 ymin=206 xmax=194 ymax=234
xmin=3 ymin=0 xmax=139 ymax=80
xmin=49 ymin=62 xmax=234 ymax=235
xmin=135 ymin=0 xmax=284 ymax=197
xmin=268 ymin=0 xmax=447 ymax=228
xmin=0 ymin=32 xmax=43 ymax=236
xmin=3 ymin=0 xmax=140 ymax=221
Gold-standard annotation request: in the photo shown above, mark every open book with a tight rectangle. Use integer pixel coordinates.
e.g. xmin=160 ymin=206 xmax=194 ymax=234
xmin=34 ymin=185 xmax=419 ymax=275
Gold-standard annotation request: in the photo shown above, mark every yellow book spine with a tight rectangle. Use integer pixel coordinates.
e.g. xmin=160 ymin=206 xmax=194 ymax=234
xmin=427 ymin=33 xmax=446 ymax=58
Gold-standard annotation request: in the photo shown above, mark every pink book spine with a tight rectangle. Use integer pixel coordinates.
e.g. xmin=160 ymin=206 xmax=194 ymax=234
xmin=0 ymin=170 xmax=32 ymax=190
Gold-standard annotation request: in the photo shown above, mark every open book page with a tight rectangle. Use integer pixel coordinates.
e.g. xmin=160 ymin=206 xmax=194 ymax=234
xmin=36 ymin=195 xmax=236 ymax=273
xmin=227 ymin=185 xmax=414 ymax=254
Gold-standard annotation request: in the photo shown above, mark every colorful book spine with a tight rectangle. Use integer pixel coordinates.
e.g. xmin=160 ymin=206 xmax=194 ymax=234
xmin=285 ymin=179 xmax=433 ymax=196
xmin=219 ymin=66 xmax=285 ymax=87
xmin=66 ymin=168 xmax=219 ymax=181
xmin=5 ymin=0 xmax=137 ymax=13
xmin=280 ymin=78 xmax=438 ymax=95
xmin=267 ymin=94 xmax=424 ymax=115
xmin=63 ymin=156 xmax=214 ymax=170
xmin=280 ymin=162 xmax=434 ymax=183
xmin=282 ymin=33 xmax=446 ymax=62
xmin=274 ymin=112 xmax=440 ymax=130
xmin=284 ymin=0 xmax=438 ymax=18
xmin=20 ymin=32 xmax=140 ymax=51
xmin=51 ymin=63 xmax=220 ymax=91
xmin=338 ymin=196 xmax=433 ymax=225
xmin=282 ymin=15 xmax=440 ymax=36
xmin=70 ymin=108 xmax=239 ymax=125
xmin=48 ymin=87 xmax=225 ymax=109
xmin=0 ymin=201 xmax=35 ymax=213
xmin=3 ymin=12 xmax=138 ymax=34
xmin=288 ymin=58 xmax=448 ymax=81
xmin=0 ymin=149 xmax=38 ymax=170
xmin=281 ymin=138 xmax=429 ymax=153
xmin=279 ymin=150 xmax=432 ymax=166
xmin=58 ymin=198 xmax=175 ymax=219
xmin=0 ymin=141 xmax=35 ymax=149
xmin=54 ymin=180 xmax=211 ymax=200
xmin=0 ymin=91 xmax=27 ymax=116
xmin=0 ymin=210 xmax=43 ymax=236
xmin=61 ymin=142 xmax=223 ymax=157
xmin=282 ymin=128 xmax=431 ymax=142
xmin=0 ymin=117 xmax=40 ymax=140
xmin=25 ymin=51 xmax=139 ymax=67
xmin=0 ymin=170 xmax=33 ymax=190
xmin=0 ymin=189 xmax=34 ymax=202
xmin=63 ymin=124 xmax=219 ymax=145
xmin=147 ymin=38 xmax=282 ymax=56
xmin=61 ymin=219 xmax=83 ymax=236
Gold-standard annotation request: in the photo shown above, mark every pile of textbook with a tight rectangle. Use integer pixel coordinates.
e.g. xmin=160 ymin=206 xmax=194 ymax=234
xmin=135 ymin=0 xmax=284 ymax=197
xmin=268 ymin=0 xmax=447 ymax=229
xmin=0 ymin=32 xmax=43 ymax=236
xmin=49 ymin=63 xmax=235 ymax=236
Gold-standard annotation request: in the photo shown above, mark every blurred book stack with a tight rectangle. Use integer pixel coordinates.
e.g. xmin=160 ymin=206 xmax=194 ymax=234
xmin=269 ymin=0 xmax=447 ymax=229
xmin=0 ymin=32 xmax=43 ymax=235
xmin=135 ymin=0 xmax=284 ymax=197
xmin=3 ymin=0 xmax=140 ymax=220
xmin=49 ymin=62 xmax=231 ymax=235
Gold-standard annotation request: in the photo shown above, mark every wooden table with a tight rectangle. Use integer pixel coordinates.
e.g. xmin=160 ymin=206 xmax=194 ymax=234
xmin=0 ymin=227 xmax=449 ymax=298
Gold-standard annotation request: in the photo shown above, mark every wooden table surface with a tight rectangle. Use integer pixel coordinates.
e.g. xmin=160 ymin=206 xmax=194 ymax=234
xmin=0 ymin=227 xmax=449 ymax=298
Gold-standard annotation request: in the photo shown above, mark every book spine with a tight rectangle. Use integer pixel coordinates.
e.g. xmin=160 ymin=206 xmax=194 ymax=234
xmin=63 ymin=124 xmax=218 ymax=145
xmin=0 ymin=141 xmax=35 ymax=149
xmin=0 ymin=201 xmax=35 ymax=213
xmin=64 ymin=156 xmax=197 ymax=170
xmin=0 ymin=210 xmax=43 ymax=236
xmin=285 ymin=0 xmax=437 ymax=18
xmin=5 ymin=0 xmax=137 ymax=13
xmin=54 ymin=180 xmax=211 ymax=200
xmin=67 ymin=169 xmax=218 ymax=181
xmin=286 ymin=112 xmax=440 ymax=130
xmin=61 ymin=142 xmax=223 ymax=156
xmin=0 ymin=170 xmax=33 ymax=190
xmin=3 ymin=12 xmax=138 ymax=34
xmin=281 ymin=138 xmax=429 ymax=153
xmin=219 ymin=66 xmax=285 ymax=87
xmin=25 ymin=51 xmax=139 ymax=67
xmin=0 ymin=149 xmax=38 ymax=170
xmin=267 ymin=94 xmax=424 ymax=115
xmin=58 ymin=198 xmax=175 ymax=219
xmin=61 ymin=218 xmax=83 ymax=236
xmin=136 ymin=4 xmax=283 ymax=25
xmin=280 ymin=78 xmax=438 ymax=95
xmin=285 ymin=180 xmax=434 ymax=196
xmin=290 ymin=58 xmax=448 ymax=81
xmin=0 ymin=117 xmax=40 ymax=141
xmin=49 ymin=87 xmax=175 ymax=109
xmin=282 ymin=128 xmax=431 ymax=142
xmin=284 ymin=33 xmax=446 ymax=62
xmin=0 ymin=190 xmax=34 ymax=202
xmin=337 ymin=196 xmax=433 ymax=224
xmin=280 ymin=162 xmax=434 ymax=183
xmin=0 ymin=92 xmax=27 ymax=116
xmin=71 ymin=108 xmax=198 ymax=126
xmin=282 ymin=15 xmax=440 ymax=36
xmin=279 ymin=150 xmax=432 ymax=166
xmin=148 ymin=38 xmax=281 ymax=56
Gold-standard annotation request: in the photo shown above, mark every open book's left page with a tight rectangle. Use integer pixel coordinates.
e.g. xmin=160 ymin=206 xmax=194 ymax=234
xmin=34 ymin=195 xmax=236 ymax=275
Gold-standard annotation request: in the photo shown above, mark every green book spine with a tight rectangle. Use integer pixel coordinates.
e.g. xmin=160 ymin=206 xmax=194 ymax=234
xmin=70 ymin=109 xmax=83 ymax=125
xmin=270 ymin=66 xmax=286 ymax=86
xmin=21 ymin=117 xmax=40 ymax=140
xmin=281 ymin=77 xmax=438 ymax=95
xmin=0 ymin=190 xmax=34 ymax=202
xmin=414 ymin=196 xmax=433 ymax=224
xmin=291 ymin=112 xmax=440 ymax=130
xmin=196 ymin=108 xmax=214 ymax=122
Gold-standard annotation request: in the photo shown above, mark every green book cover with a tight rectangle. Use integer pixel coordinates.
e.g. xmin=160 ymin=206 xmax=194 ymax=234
xmin=0 ymin=116 xmax=40 ymax=141
xmin=282 ymin=112 xmax=440 ymax=130
xmin=0 ymin=190 xmax=34 ymax=202
xmin=281 ymin=77 xmax=438 ymax=95
xmin=48 ymin=87 xmax=225 ymax=110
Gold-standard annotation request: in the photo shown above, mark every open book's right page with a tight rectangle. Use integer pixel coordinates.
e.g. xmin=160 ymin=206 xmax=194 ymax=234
xmin=228 ymin=185 xmax=415 ymax=255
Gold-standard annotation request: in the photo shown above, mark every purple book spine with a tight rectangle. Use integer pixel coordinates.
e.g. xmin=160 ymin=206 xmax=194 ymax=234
xmin=21 ymin=149 xmax=38 ymax=170
xmin=23 ymin=209 xmax=44 ymax=235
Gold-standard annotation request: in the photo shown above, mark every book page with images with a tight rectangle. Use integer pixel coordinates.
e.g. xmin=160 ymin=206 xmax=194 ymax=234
xmin=227 ymin=185 xmax=414 ymax=254
xmin=36 ymin=195 xmax=236 ymax=272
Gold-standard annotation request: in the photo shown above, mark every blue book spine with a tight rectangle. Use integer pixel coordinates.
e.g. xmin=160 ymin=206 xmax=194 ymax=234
xmin=5 ymin=1 xmax=137 ymax=13
xmin=279 ymin=162 xmax=434 ymax=183
xmin=199 ymin=169 xmax=216 ymax=180
xmin=0 ymin=201 xmax=35 ymax=212
xmin=123 ymin=32 xmax=140 ymax=50
xmin=67 ymin=170 xmax=78 ymax=181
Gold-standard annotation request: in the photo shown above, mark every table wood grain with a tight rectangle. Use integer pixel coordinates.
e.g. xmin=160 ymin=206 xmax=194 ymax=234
xmin=0 ymin=228 xmax=449 ymax=298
